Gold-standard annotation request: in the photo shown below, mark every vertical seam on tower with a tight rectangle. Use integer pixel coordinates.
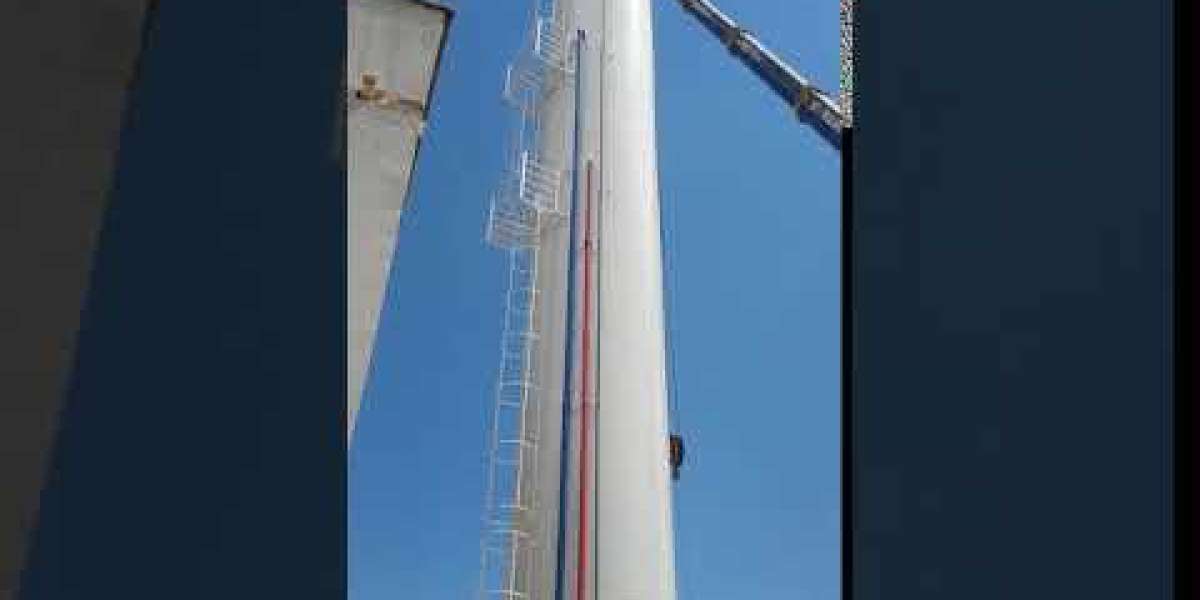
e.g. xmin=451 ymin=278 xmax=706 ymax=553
xmin=576 ymin=161 xmax=595 ymax=600
xmin=594 ymin=1 xmax=608 ymax=596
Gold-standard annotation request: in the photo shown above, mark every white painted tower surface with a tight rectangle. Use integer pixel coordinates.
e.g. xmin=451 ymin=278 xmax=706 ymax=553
xmin=346 ymin=0 xmax=450 ymax=442
xmin=482 ymin=1 xmax=676 ymax=599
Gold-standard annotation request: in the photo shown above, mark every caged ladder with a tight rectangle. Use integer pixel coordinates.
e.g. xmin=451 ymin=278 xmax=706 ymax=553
xmin=480 ymin=7 xmax=576 ymax=600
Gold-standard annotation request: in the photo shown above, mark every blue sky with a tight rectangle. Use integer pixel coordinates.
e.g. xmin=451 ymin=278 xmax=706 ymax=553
xmin=349 ymin=1 xmax=841 ymax=598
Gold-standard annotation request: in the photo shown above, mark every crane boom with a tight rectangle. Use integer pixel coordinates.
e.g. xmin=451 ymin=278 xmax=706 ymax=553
xmin=671 ymin=0 xmax=846 ymax=150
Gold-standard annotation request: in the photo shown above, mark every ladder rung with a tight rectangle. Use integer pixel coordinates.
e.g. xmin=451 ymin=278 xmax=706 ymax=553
xmin=486 ymin=527 xmax=532 ymax=539
xmin=497 ymin=385 xmax=534 ymax=393
xmin=486 ymin=590 xmax=528 ymax=599
xmin=498 ymin=439 xmax=534 ymax=447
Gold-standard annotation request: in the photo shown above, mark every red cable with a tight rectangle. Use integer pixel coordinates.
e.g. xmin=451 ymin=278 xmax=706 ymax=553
xmin=575 ymin=162 xmax=595 ymax=600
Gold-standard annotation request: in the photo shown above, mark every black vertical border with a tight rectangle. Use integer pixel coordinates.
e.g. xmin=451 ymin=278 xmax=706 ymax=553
xmin=17 ymin=2 xmax=348 ymax=598
xmin=841 ymin=123 xmax=854 ymax=600
xmin=1174 ymin=0 xmax=1191 ymax=597
xmin=848 ymin=0 xmax=1173 ymax=597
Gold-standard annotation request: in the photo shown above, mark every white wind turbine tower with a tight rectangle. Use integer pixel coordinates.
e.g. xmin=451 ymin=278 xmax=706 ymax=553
xmin=481 ymin=1 xmax=677 ymax=598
